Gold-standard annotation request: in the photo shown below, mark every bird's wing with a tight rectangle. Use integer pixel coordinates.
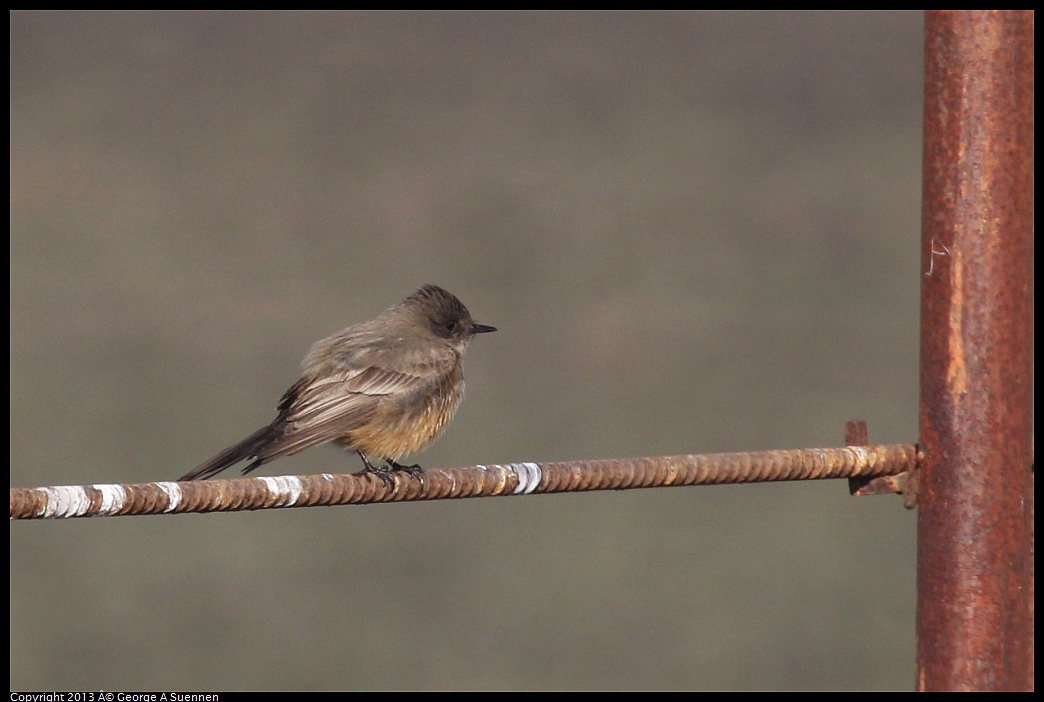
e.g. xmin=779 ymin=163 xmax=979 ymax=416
xmin=255 ymin=363 xmax=439 ymax=460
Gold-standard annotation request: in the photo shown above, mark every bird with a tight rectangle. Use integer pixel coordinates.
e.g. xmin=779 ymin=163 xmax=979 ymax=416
xmin=178 ymin=284 xmax=495 ymax=483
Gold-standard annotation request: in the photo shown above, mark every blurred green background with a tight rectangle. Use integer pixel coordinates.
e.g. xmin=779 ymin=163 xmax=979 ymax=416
xmin=10 ymin=11 xmax=923 ymax=691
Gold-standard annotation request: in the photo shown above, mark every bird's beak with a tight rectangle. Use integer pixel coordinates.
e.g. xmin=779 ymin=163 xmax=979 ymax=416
xmin=471 ymin=323 xmax=497 ymax=334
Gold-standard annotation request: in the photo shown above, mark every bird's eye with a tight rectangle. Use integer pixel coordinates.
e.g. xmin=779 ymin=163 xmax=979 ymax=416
xmin=445 ymin=321 xmax=458 ymax=333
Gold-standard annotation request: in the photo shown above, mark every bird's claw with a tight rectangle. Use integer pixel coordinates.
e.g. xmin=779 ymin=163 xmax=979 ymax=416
xmin=358 ymin=452 xmax=425 ymax=486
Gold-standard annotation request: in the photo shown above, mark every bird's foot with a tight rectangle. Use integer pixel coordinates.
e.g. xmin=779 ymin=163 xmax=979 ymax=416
xmin=358 ymin=452 xmax=395 ymax=487
xmin=386 ymin=459 xmax=425 ymax=480
xmin=357 ymin=453 xmax=425 ymax=486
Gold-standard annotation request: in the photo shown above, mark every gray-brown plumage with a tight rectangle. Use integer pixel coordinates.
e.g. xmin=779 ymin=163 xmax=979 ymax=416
xmin=178 ymin=284 xmax=495 ymax=482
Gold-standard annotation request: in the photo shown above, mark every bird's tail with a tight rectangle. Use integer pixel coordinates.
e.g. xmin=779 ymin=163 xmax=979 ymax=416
xmin=178 ymin=423 xmax=280 ymax=481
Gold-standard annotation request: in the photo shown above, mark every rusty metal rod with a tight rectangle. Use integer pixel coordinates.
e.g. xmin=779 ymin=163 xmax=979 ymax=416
xmin=918 ymin=10 xmax=1034 ymax=692
xmin=9 ymin=443 xmax=917 ymax=520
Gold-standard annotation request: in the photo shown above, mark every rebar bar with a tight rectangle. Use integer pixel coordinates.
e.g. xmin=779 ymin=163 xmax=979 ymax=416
xmin=10 ymin=443 xmax=917 ymax=520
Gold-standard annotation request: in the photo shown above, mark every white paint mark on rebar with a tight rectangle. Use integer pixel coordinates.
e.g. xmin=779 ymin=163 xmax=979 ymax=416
xmin=261 ymin=476 xmax=304 ymax=506
xmin=155 ymin=482 xmax=182 ymax=512
xmin=43 ymin=486 xmax=90 ymax=518
xmin=95 ymin=483 xmax=128 ymax=514
xmin=511 ymin=462 xmax=542 ymax=495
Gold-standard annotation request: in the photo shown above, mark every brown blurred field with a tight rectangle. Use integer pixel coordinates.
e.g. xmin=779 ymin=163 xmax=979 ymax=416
xmin=11 ymin=11 xmax=923 ymax=691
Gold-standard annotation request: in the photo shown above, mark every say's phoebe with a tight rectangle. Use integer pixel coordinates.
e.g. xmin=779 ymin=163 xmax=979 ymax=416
xmin=178 ymin=284 xmax=495 ymax=482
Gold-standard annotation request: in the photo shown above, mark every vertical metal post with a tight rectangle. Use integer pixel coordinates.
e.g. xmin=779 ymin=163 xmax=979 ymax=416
xmin=918 ymin=10 xmax=1034 ymax=691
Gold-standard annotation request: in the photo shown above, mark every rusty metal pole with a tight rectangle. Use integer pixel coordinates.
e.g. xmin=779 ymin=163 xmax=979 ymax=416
xmin=918 ymin=10 xmax=1034 ymax=691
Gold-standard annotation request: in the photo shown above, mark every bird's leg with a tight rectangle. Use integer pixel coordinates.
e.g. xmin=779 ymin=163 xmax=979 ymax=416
xmin=357 ymin=451 xmax=394 ymax=486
